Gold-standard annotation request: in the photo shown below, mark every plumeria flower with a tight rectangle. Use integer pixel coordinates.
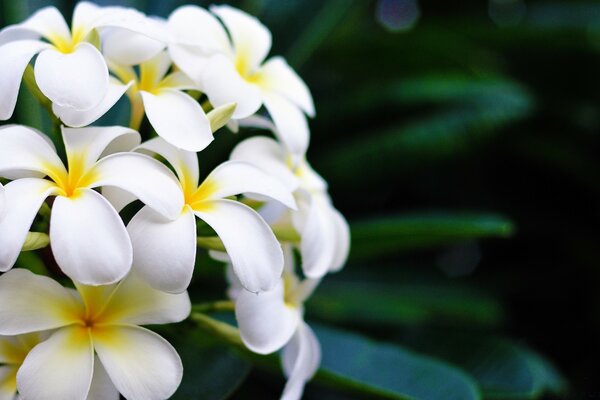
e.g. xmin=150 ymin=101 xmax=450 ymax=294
xmin=231 ymin=133 xmax=350 ymax=279
xmin=168 ymin=4 xmax=315 ymax=156
xmin=0 ymin=269 xmax=190 ymax=400
xmin=227 ymin=245 xmax=321 ymax=400
xmin=0 ymin=332 xmax=44 ymax=399
xmin=0 ymin=2 xmax=167 ymax=120
xmin=0 ymin=125 xmax=183 ymax=285
xmin=122 ymin=137 xmax=297 ymax=294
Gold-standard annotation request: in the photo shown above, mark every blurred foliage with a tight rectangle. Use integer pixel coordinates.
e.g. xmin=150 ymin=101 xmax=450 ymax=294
xmin=2 ymin=0 xmax=599 ymax=398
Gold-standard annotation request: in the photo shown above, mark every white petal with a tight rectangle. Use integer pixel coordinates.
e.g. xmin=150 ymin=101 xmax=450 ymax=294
xmin=92 ymin=152 xmax=184 ymax=220
xmin=202 ymin=54 xmax=262 ymax=119
xmin=94 ymin=9 xmax=171 ymax=43
xmin=94 ymin=326 xmax=182 ymax=400
xmin=210 ymin=5 xmax=271 ymax=72
xmin=263 ymin=92 xmax=309 ymax=157
xmin=0 ymin=7 xmax=69 ymax=44
xmin=194 ymin=199 xmax=284 ymax=293
xmin=128 ymin=206 xmax=197 ymax=294
xmin=329 ymin=207 xmax=350 ymax=273
xmin=0 ymin=184 xmax=5 ymax=221
xmin=136 ymin=137 xmax=199 ymax=187
xmin=101 ymin=186 xmax=137 ymax=214
xmin=281 ymin=321 xmax=321 ymax=400
xmin=50 ymin=189 xmax=132 ymax=285
xmin=0 ymin=269 xmax=83 ymax=335
xmin=230 ymin=136 xmax=299 ymax=192
xmin=235 ymin=281 xmax=299 ymax=354
xmin=71 ymin=2 xmax=101 ymax=34
xmin=0 ymin=366 xmax=17 ymax=400
xmin=0 ymin=40 xmax=49 ymax=120
xmin=53 ymin=79 xmax=133 ymax=128
xmin=0 ymin=125 xmax=63 ymax=178
xmin=17 ymin=326 xmax=94 ymax=400
xmin=87 ymin=358 xmax=119 ymax=400
xmin=141 ymin=89 xmax=213 ymax=152
xmin=168 ymin=5 xmax=231 ymax=53
xmin=62 ymin=125 xmax=140 ymax=172
xmin=201 ymin=161 xmax=296 ymax=209
xmin=34 ymin=43 xmax=108 ymax=111
xmin=0 ymin=179 xmax=57 ymax=272
xmin=102 ymin=28 xmax=166 ymax=66
xmin=260 ymin=57 xmax=315 ymax=117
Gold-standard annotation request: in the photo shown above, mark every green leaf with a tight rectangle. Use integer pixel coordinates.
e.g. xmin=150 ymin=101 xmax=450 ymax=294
xmin=313 ymin=324 xmax=481 ymax=400
xmin=309 ymin=281 xmax=504 ymax=327
xmin=21 ymin=232 xmax=50 ymax=252
xmin=350 ymin=213 xmax=515 ymax=260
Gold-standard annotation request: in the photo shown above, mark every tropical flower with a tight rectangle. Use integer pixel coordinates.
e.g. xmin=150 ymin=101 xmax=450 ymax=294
xmin=0 ymin=269 xmax=190 ymax=400
xmin=0 ymin=2 xmax=166 ymax=120
xmin=168 ymin=4 xmax=315 ymax=156
xmin=227 ymin=245 xmax=321 ymax=400
xmin=122 ymin=137 xmax=297 ymax=294
xmin=230 ymin=133 xmax=350 ymax=279
xmin=0 ymin=125 xmax=183 ymax=285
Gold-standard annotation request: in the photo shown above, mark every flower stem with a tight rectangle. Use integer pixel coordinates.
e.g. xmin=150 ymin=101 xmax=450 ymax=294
xmin=190 ymin=312 xmax=244 ymax=348
xmin=192 ymin=300 xmax=235 ymax=313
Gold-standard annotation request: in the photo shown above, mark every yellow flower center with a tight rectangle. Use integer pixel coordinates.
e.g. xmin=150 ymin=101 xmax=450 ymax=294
xmin=47 ymin=26 xmax=87 ymax=54
xmin=44 ymin=155 xmax=97 ymax=198
xmin=183 ymin=177 xmax=217 ymax=213
xmin=235 ymin=53 xmax=263 ymax=85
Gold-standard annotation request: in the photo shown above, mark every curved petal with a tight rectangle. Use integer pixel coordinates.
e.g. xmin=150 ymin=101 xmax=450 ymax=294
xmin=210 ymin=5 xmax=271 ymax=73
xmin=230 ymin=136 xmax=299 ymax=192
xmin=263 ymin=92 xmax=309 ymax=157
xmin=0 ymin=366 xmax=17 ymax=400
xmin=94 ymin=326 xmax=182 ymax=400
xmin=168 ymin=5 xmax=231 ymax=53
xmin=99 ymin=270 xmax=191 ymax=324
xmin=34 ymin=43 xmax=108 ymax=111
xmin=101 ymin=186 xmax=138 ymax=214
xmin=136 ymin=137 xmax=199 ymax=187
xmin=141 ymin=89 xmax=213 ymax=152
xmin=0 ymin=269 xmax=83 ymax=335
xmin=329 ymin=207 xmax=350 ymax=273
xmin=0 ymin=179 xmax=57 ymax=272
xmin=128 ymin=206 xmax=197 ymax=294
xmin=194 ymin=199 xmax=284 ymax=293
xmin=0 ymin=7 xmax=69 ymax=44
xmin=0 ymin=125 xmax=63 ymax=178
xmin=0 ymin=40 xmax=49 ymax=120
xmin=53 ymin=79 xmax=133 ymax=128
xmin=87 ymin=358 xmax=119 ymax=400
xmin=102 ymin=28 xmax=165 ymax=66
xmin=281 ymin=321 xmax=321 ymax=400
xmin=50 ymin=189 xmax=132 ymax=285
xmin=17 ymin=326 xmax=94 ymax=400
xmin=235 ymin=281 xmax=299 ymax=354
xmin=201 ymin=54 xmax=262 ymax=119
xmin=200 ymin=161 xmax=296 ymax=209
xmin=71 ymin=1 xmax=100 ymax=34
xmin=92 ymin=152 xmax=184 ymax=220
xmin=260 ymin=56 xmax=315 ymax=117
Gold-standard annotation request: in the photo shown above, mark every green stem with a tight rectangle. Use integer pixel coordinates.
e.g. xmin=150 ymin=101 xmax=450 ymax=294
xmin=192 ymin=300 xmax=235 ymax=313
xmin=190 ymin=312 xmax=244 ymax=348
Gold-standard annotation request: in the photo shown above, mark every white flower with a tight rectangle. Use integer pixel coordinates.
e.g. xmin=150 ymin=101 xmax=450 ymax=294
xmin=0 ymin=332 xmax=45 ymax=399
xmin=121 ymin=137 xmax=296 ymax=294
xmin=228 ymin=245 xmax=321 ymax=400
xmin=167 ymin=5 xmax=315 ymax=156
xmin=0 ymin=2 xmax=166 ymax=120
xmin=0 ymin=125 xmax=183 ymax=285
xmin=0 ymin=269 xmax=190 ymax=400
xmin=231 ymin=133 xmax=350 ymax=279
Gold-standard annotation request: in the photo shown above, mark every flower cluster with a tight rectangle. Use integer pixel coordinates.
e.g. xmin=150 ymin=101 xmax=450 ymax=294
xmin=0 ymin=2 xmax=349 ymax=400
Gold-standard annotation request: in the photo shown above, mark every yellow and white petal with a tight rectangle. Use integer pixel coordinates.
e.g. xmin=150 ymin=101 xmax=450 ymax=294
xmin=230 ymin=136 xmax=300 ymax=192
xmin=71 ymin=1 xmax=101 ymax=36
xmin=0 ymin=336 xmax=25 ymax=365
xmin=87 ymin=358 xmax=119 ymax=400
xmin=0 ymin=179 xmax=58 ymax=272
xmin=329 ymin=207 xmax=350 ymax=273
xmin=0 ymin=125 xmax=63 ymax=178
xmin=201 ymin=54 xmax=262 ymax=119
xmin=0 ymin=41 xmax=50 ymax=120
xmin=54 ymin=79 xmax=133 ymax=128
xmin=128 ymin=206 xmax=197 ymax=294
xmin=259 ymin=57 xmax=315 ymax=117
xmin=281 ymin=321 xmax=321 ymax=400
xmin=263 ymin=92 xmax=309 ymax=157
xmin=0 ymin=269 xmax=83 ymax=335
xmin=93 ymin=326 xmax=182 ymax=400
xmin=50 ymin=188 xmax=132 ymax=285
xmin=136 ymin=137 xmax=199 ymax=187
xmin=210 ymin=5 xmax=271 ymax=74
xmin=102 ymin=28 xmax=165 ymax=66
xmin=235 ymin=281 xmax=299 ymax=354
xmin=17 ymin=326 xmax=94 ymax=400
xmin=159 ymin=71 xmax=198 ymax=91
xmin=0 ymin=7 xmax=69 ymax=45
xmin=98 ymin=271 xmax=191 ymax=325
xmin=194 ymin=199 xmax=284 ymax=293
xmin=91 ymin=152 xmax=184 ymax=220
xmin=0 ymin=366 xmax=17 ymax=400
xmin=140 ymin=89 xmax=213 ymax=152
xmin=34 ymin=43 xmax=108 ymax=111
xmin=61 ymin=125 xmax=140 ymax=172
xmin=201 ymin=161 xmax=296 ymax=209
